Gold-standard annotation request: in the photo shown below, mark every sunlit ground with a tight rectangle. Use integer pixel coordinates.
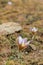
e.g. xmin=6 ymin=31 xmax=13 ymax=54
xmin=0 ymin=0 xmax=43 ymax=65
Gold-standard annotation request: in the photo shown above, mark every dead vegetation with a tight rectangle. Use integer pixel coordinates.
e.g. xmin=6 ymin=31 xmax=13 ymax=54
xmin=0 ymin=0 xmax=43 ymax=65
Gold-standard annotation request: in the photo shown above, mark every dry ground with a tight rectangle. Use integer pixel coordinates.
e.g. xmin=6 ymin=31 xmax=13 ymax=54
xmin=0 ymin=0 xmax=43 ymax=65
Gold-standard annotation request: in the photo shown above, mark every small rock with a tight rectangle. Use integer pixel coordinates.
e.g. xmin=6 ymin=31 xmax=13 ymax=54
xmin=25 ymin=51 xmax=28 ymax=55
xmin=0 ymin=22 xmax=22 ymax=35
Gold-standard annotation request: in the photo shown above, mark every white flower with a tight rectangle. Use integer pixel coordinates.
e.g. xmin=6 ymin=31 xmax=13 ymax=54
xmin=30 ymin=27 xmax=38 ymax=32
xmin=17 ymin=36 xmax=32 ymax=47
xmin=8 ymin=1 xmax=12 ymax=5
xmin=17 ymin=36 xmax=31 ymax=46
xmin=17 ymin=36 xmax=27 ymax=44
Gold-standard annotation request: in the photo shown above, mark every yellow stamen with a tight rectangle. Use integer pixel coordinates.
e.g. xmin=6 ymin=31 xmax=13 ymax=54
xmin=22 ymin=43 xmax=25 ymax=47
